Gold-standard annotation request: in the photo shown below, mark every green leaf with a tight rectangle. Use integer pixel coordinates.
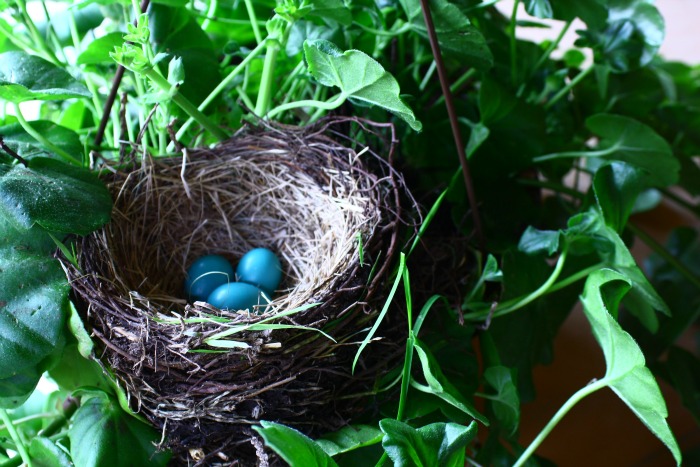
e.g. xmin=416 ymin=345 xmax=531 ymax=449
xmin=580 ymin=268 xmax=681 ymax=465
xmin=309 ymin=0 xmax=352 ymax=25
xmin=316 ymin=425 xmax=383 ymax=456
xmin=379 ymin=419 xmax=477 ymax=467
xmin=483 ymin=366 xmax=520 ymax=438
xmin=0 ymin=52 xmax=91 ymax=103
xmin=478 ymin=78 xmax=517 ymax=125
xmin=575 ymin=0 xmax=664 ymax=72
xmin=49 ymin=344 xmax=111 ymax=392
xmin=593 ymin=162 xmax=647 ymax=232
xmin=565 ymin=208 xmax=669 ymax=326
xmin=69 ymin=394 xmax=171 ymax=467
xmin=518 ymin=226 xmax=560 ymax=256
xmin=412 ymin=339 xmax=488 ymax=424
xmin=303 ymin=39 xmax=422 ymax=131
xmin=587 ymin=114 xmax=678 ymax=186
xmin=0 ymin=369 xmax=42 ymax=408
xmin=254 ymin=421 xmax=338 ymax=467
xmin=399 ymin=0 xmax=493 ymax=70
xmin=0 ymin=120 xmax=84 ymax=163
xmin=523 ymin=0 xmax=552 ymax=19
xmin=29 ymin=437 xmax=72 ymax=467
xmin=0 ymin=157 xmax=112 ymax=234
xmin=538 ymin=114 xmax=678 ymax=187
xmin=77 ymin=32 xmax=125 ymax=65
xmin=0 ymin=239 xmax=68 ymax=396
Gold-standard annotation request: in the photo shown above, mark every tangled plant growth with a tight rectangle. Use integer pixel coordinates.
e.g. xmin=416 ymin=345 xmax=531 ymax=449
xmin=0 ymin=0 xmax=698 ymax=465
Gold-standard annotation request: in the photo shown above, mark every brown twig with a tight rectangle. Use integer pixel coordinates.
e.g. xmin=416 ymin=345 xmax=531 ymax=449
xmin=93 ymin=0 xmax=151 ymax=149
xmin=0 ymin=136 xmax=29 ymax=166
xmin=418 ymin=0 xmax=485 ymax=250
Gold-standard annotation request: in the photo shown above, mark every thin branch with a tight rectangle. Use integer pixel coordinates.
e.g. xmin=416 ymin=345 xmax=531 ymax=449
xmin=418 ymin=0 xmax=485 ymax=249
xmin=0 ymin=136 xmax=29 ymax=166
xmin=94 ymin=0 xmax=151 ymax=148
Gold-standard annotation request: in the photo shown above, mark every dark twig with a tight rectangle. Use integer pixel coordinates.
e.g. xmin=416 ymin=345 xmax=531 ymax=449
xmin=418 ymin=0 xmax=485 ymax=249
xmin=93 ymin=0 xmax=151 ymax=149
xmin=0 ymin=136 xmax=29 ymax=166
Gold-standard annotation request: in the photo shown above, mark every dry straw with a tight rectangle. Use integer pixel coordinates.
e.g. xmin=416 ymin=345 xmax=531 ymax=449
xmin=61 ymin=119 xmax=415 ymax=465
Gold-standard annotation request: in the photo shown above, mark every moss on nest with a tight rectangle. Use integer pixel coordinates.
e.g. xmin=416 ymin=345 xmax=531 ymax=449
xmin=60 ymin=119 xmax=415 ymax=465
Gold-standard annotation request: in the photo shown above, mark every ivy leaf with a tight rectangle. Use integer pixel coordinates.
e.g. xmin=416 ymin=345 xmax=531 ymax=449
xmin=304 ymin=39 xmax=422 ymax=131
xmin=29 ymin=437 xmax=72 ymax=467
xmin=518 ymin=226 xmax=560 ymax=256
xmin=254 ymin=421 xmax=338 ymax=467
xmin=379 ymin=419 xmax=477 ymax=467
xmin=575 ymin=0 xmax=664 ymax=72
xmin=593 ymin=162 xmax=647 ymax=232
xmin=0 ymin=51 xmax=91 ymax=102
xmin=0 ymin=157 xmax=112 ymax=235
xmin=580 ymin=268 xmax=681 ymax=465
xmin=399 ymin=0 xmax=493 ymax=70
xmin=316 ymin=425 xmax=383 ymax=457
xmin=483 ymin=366 xmax=520 ymax=438
xmin=0 ymin=120 xmax=84 ymax=163
xmin=523 ymin=0 xmax=552 ymax=19
xmin=536 ymin=114 xmax=679 ymax=187
xmin=412 ymin=339 xmax=488 ymax=424
xmin=69 ymin=393 xmax=171 ymax=467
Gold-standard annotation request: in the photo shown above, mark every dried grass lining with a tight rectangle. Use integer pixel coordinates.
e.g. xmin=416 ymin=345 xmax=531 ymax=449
xmin=61 ymin=121 xmax=410 ymax=464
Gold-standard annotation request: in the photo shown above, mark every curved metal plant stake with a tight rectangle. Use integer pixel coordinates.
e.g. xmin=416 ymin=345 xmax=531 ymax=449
xmin=514 ymin=268 xmax=682 ymax=467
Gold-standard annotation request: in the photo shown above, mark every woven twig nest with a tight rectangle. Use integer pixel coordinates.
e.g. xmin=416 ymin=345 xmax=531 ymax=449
xmin=61 ymin=119 xmax=411 ymax=465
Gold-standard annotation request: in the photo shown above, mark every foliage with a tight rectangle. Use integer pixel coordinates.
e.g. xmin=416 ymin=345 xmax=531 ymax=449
xmin=0 ymin=0 xmax=698 ymax=465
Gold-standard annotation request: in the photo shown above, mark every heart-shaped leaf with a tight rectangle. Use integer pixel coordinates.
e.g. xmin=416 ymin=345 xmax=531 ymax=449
xmin=593 ymin=162 xmax=647 ymax=232
xmin=0 ymin=157 xmax=112 ymax=234
xmin=483 ymin=366 xmax=520 ymax=437
xmin=580 ymin=268 xmax=681 ymax=465
xmin=254 ymin=420 xmax=338 ymax=467
xmin=380 ymin=419 xmax=477 ymax=467
xmin=0 ymin=51 xmax=91 ymax=102
xmin=69 ymin=393 xmax=171 ymax=467
xmin=304 ymin=39 xmax=422 ymax=131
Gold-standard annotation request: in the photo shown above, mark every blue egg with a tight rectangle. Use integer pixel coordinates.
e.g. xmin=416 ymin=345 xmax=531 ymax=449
xmin=236 ymin=248 xmax=282 ymax=296
xmin=184 ymin=255 xmax=234 ymax=302
xmin=207 ymin=282 xmax=267 ymax=313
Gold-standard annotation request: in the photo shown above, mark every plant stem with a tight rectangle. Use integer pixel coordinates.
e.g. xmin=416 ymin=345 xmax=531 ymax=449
xmin=173 ymin=39 xmax=267 ymax=145
xmin=255 ymin=41 xmax=281 ymax=116
xmin=0 ymin=136 xmax=29 ymax=166
xmin=14 ymin=0 xmax=60 ymax=66
xmin=267 ymin=94 xmax=346 ymax=119
xmin=530 ymin=20 xmax=573 ymax=76
xmin=142 ymin=68 xmax=227 ymax=141
xmin=14 ymin=103 xmax=82 ymax=165
xmin=509 ymin=0 xmax=520 ymax=85
xmin=493 ymin=247 xmax=569 ymax=317
xmin=513 ymin=379 xmax=608 ymax=467
xmin=660 ymin=187 xmax=700 ymax=217
xmin=419 ymin=60 xmax=437 ymax=91
xmin=418 ymin=0 xmax=485 ymax=249
xmin=243 ymin=0 xmax=263 ymax=44
xmin=201 ymin=0 xmax=218 ymax=31
xmin=0 ymin=409 xmax=32 ymax=467
xmin=628 ymin=222 xmax=700 ymax=290
xmin=545 ymin=65 xmax=594 ymax=109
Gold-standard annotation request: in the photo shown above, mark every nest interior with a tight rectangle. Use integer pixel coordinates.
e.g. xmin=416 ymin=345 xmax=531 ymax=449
xmin=62 ymin=121 xmax=410 ymax=464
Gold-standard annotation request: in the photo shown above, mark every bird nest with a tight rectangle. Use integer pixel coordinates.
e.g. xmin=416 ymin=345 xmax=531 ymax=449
xmin=60 ymin=119 xmax=413 ymax=465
